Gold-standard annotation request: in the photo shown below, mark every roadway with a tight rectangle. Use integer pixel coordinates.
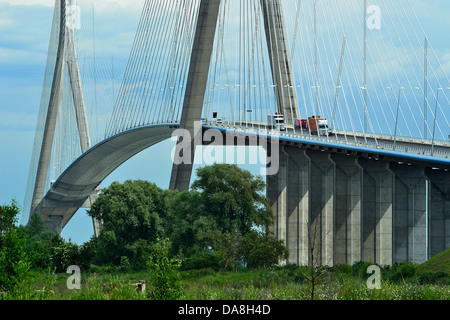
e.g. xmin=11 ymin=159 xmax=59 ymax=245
xmin=205 ymin=120 xmax=450 ymax=159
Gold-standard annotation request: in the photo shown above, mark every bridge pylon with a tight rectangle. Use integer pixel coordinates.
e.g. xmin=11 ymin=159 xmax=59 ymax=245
xmin=170 ymin=0 xmax=300 ymax=192
xmin=24 ymin=0 xmax=100 ymax=235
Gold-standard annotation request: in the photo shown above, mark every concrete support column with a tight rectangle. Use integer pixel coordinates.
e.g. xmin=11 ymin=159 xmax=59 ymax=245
xmin=285 ymin=147 xmax=310 ymax=266
xmin=267 ymin=146 xmax=288 ymax=251
xmin=305 ymin=150 xmax=335 ymax=267
xmin=169 ymin=0 xmax=221 ymax=191
xmin=330 ymin=154 xmax=363 ymax=265
xmin=359 ymin=159 xmax=393 ymax=265
xmin=46 ymin=215 xmax=63 ymax=236
xmin=425 ymin=168 xmax=450 ymax=258
xmin=390 ymin=163 xmax=427 ymax=264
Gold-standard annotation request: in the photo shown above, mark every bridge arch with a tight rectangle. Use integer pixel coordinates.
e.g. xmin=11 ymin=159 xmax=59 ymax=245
xmin=35 ymin=124 xmax=179 ymax=232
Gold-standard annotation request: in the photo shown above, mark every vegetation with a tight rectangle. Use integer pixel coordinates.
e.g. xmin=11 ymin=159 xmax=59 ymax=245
xmin=418 ymin=248 xmax=450 ymax=274
xmin=0 ymin=164 xmax=449 ymax=300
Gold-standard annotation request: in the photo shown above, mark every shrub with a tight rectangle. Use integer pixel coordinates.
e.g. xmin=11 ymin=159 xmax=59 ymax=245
xmin=129 ymin=239 xmax=152 ymax=271
xmin=240 ymin=231 xmax=289 ymax=269
xmin=49 ymin=239 xmax=80 ymax=273
xmin=148 ymin=238 xmax=183 ymax=300
xmin=418 ymin=271 xmax=450 ymax=285
xmin=392 ymin=262 xmax=418 ymax=282
xmin=181 ymin=251 xmax=221 ymax=271
xmin=0 ymin=228 xmax=32 ymax=294
xmin=282 ymin=264 xmax=306 ymax=283
xmin=0 ymin=201 xmax=33 ymax=296
xmin=334 ymin=263 xmax=353 ymax=275
xmin=352 ymin=261 xmax=375 ymax=279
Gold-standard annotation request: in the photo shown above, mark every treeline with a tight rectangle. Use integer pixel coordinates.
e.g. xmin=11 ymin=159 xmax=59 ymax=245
xmin=1 ymin=164 xmax=288 ymax=280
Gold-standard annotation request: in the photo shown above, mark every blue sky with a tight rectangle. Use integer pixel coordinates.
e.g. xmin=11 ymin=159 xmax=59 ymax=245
xmin=0 ymin=0 xmax=449 ymax=244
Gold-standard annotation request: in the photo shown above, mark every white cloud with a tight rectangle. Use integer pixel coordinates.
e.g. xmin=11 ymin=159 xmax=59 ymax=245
xmin=0 ymin=0 xmax=54 ymax=7
xmin=0 ymin=0 xmax=144 ymax=12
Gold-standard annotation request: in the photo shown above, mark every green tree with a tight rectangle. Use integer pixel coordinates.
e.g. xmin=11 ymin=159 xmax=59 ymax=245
xmin=24 ymin=212 xmax=46 ymax=236
xmin=0 ymin=201 xmax=32 ymax=294
xmin=191 ymin=164 xmax=273 ymax=235
xmin=78 ymin=236 xmax=98 ymax=270
xmin=165 ymin=190 xmax=214 ymax=257
xmin=239 ymin=231 xmax=289 ymax=269
xmin=22 ymin=213 xmax=58 ymax=269
xmin=49 ymin=237 xmax=80 ymax=273
xmin=0 ymin=199 xmax=20 ymax=237
xmin=128 ymin=238 xmax=151 ymax=271
xmin=189 ymin=164 xmax=287 ymax=270
xmin=210 ymin=230 xmax=242 ymax=272
xmin=88 ymin=180 xmax=167 ymax=265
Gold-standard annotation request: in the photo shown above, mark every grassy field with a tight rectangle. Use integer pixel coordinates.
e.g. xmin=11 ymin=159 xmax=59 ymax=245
xmin=3 ymin=263 xmax=449 ymax=300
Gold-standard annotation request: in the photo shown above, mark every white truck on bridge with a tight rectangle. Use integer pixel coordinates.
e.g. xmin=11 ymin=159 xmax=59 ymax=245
xmin=268 ymin=113 xmax=286 ymax=131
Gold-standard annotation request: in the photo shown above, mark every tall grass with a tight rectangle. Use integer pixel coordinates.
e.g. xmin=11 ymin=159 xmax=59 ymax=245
xmin=1 ymin=266 xmax=449 ymax=300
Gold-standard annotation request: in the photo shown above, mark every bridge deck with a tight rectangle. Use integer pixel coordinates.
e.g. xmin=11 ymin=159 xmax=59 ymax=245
xmin=205 ymin=121 xmax=450 ymax=159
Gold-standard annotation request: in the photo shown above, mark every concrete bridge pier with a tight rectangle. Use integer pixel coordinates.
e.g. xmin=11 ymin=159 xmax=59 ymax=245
xmin=267 ymin=146 xmax=288 ymax=253
xmin=425 ymin=168 xmax=450 ymax=258
xmin=330 ymin=154 xmax=363 ymax=265
xmin=390 ymin=163 xmax=427 ymax=264
xmin=358 ymin=158 xmax=394 ymax=266
xmin=285 ymin=147 xmax=310 ymax=266
xmin=305 ymin=150 xmax=335 ymax=267
xmin=46 ymin=215 xmax=64 ymax=236
xmin=267 ymin=146 xmax=450 ymax=267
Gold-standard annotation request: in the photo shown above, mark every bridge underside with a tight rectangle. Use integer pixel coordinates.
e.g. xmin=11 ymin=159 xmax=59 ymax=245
xmin=34 ymin=124 xmax=178 ymax=233
xmin=267 ymin=138 xmax=450 ymax=266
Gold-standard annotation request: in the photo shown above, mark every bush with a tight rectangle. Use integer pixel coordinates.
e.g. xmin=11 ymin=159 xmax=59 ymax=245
xmin=0 ymin=201 xmax=33 ymax=295
xmin=391 ymin=262 xmax=418 ymax=282
xmin=49 ymin=239 xmax=80 ymax=273
xmin=418 ymin=271 xmax=450 ymax=285
xmin=239 ymin=231 xmax=289 ymax=269
xmin=148 ymin=238 xmax=183 ymax=300
xmin=88 ymin=264 xmax=117 ymax=274
xmin=129 ymin=239 xmax=152 ymax=271
xmin=181 ymin=251 xmax=221 ymax=271
xmin=282 ymin=264 xmax=306 ymax=283
xmin=0 ymin=228 xmax=32 ymax=294
xmin=352 ymin=261 xmax=376 ymax=279
xmin=334 ymin=263 xmax=353 ymax=275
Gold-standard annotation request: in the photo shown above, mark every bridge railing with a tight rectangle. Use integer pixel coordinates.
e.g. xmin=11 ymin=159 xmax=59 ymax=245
xmin=204 ymin=121 xmax=450 ymax=160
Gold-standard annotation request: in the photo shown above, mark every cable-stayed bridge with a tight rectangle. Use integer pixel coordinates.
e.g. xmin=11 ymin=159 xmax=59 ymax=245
xmin=23 ymin=0 xmax=450 ymax=266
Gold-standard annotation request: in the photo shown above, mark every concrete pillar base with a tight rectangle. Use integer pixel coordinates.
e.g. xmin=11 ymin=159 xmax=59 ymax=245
xmin=390 ymin=163 xmax=427 ymax=264
xmin=267 ymin=147 xmax=287 ymax=250
xmin=305 ymin=150 xmax=335 ymax=267
xmin=286 ymin=147 xmax=310 ymax=266
xmin=358 ymin=158 xmax=393 ymax=266
xmin=46 ymin=215 xmax=64 ymax=236
xmin=425 ymin=168 xmax=450 ymax=258
xmin=331 ymin=154 xmax=363 ymax=265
